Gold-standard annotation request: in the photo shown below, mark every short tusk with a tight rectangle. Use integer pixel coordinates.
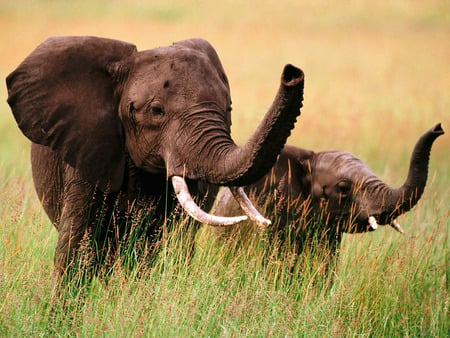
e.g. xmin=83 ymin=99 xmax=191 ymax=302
xmin=390 ymin=219 xmax=405 ymax=234
xmin=171 ymin=176 xmax=248 ymax=226
xmin=368 ymin=216 xmax=378 ymax=230
xmin=228 ymin=187 xmax=271 ymax=228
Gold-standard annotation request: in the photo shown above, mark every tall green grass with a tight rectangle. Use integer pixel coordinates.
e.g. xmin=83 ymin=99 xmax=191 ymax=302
xmin=0 ymin=164 xmax=447 ymax=336
xmin=0 ymin=0 xmax=448 ymax=336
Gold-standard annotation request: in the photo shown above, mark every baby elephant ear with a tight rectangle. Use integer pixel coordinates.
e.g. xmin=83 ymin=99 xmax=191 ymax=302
xmin=7 ymin=36 xmax=137 ymax=191
xmin=282 ymin=145 xmax=315 ymax=174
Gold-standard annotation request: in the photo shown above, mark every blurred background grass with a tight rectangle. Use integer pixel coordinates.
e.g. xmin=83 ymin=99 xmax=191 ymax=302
xmin=0 ymin=0 xmax=448 ymax=335
xmin=0 ymin=0 xmax=448 ymax=177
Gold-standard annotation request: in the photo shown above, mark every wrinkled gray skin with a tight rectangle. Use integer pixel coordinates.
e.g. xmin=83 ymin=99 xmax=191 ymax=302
xmin=215 ymin=124 xmax=444 ymax=260
xmin=6 ymin=36 xmax=305 ymax=276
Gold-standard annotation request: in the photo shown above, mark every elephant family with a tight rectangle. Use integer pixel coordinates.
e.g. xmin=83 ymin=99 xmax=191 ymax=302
xmin=215 ymin=123 xmax=444 ymax=260
xmin=7 ymin=36 xmax=305 ymax=275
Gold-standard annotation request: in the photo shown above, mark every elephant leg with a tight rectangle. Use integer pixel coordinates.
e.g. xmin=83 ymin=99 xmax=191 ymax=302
xmin=31 ymin=144 xmax=97 ymax=276
xmin=54 ymin=169 xmax=97 ymax=277
xmin=31 ymin=143 xmax=64 ymax=227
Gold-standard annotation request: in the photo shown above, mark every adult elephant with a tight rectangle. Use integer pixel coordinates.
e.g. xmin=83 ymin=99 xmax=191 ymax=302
xmin=215 ymin=124 xmax=444 ymax=263
xmin=7 ymin=36 xmax=305 ymax=276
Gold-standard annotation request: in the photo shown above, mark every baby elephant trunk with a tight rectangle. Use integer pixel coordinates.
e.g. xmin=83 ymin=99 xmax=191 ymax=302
xmin=374 ymin=123 xmax=444 ymax=227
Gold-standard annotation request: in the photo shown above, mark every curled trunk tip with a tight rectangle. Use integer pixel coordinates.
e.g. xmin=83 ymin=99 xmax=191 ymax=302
xmin=430 ymin=122 xmax=444 ymax=136
xmin=282 ymin=64 xmax=304 ymax=87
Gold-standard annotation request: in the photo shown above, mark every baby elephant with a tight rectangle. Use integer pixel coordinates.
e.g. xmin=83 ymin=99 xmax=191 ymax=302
xmin=215 ymin=123 xmax=444 ymax=258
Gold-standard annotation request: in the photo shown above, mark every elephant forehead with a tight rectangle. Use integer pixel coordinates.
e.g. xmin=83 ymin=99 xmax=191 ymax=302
xmin=129 ymin=50 xmax=229 ymax=99
xmin=133 ymin=48 xmax=220 ymax=78
xmin=315 ymin=151 xmax=376 ymax=182
xmin=312 ymin=170 xmax=339 ymax=186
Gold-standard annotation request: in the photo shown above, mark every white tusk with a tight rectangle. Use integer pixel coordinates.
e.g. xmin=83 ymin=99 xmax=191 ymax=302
xmin=368 ymin=216 xmax=378 ymax=230
xmin=171 ymin=176 xmax=248 ymax=226
xmin=390 ymin=219 xmax=405 ymax=234
xmin=228 ymin=187 xmax=271 ymax=228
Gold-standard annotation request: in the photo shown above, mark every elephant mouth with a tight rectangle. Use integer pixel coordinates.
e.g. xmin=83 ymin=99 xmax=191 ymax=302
xmin=332 ymin=209 xmax=405 ymax=234
xmin=171 ymin=176 xmax=271 ymax=227
xmin=312 ymin=193 xmax=406 ymax=234
xmin=350 ymin=214 xmax=405 ymax=234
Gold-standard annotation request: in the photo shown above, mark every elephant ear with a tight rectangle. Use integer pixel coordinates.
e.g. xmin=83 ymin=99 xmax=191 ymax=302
xmin=281 ymin=145 xmax=315 ymax=187
xmin=6 ymin=36 xmax=137 ymax=191
xmin=283 ymin=146 xmax=314 ymax=168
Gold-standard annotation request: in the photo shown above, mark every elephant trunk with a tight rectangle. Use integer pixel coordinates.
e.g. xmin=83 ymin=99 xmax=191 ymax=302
xmin=205 ymin=64 xmax=304 ymax=186
xmin=165 ymin=65 xmax=303 ymax=226
xmin=167 ymin=64 xmax=304 ymax=187
xmin=374 ymin=123 xmax=444 ymax=223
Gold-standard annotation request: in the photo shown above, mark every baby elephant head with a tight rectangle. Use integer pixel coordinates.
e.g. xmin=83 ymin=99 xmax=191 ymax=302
xmin=217 ymin=123 xmax=444 ymax=237
xmin=281 ymin=123 xmax=444 ymax=233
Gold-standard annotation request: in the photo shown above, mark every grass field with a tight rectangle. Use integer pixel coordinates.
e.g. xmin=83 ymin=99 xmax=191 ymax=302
xmin=0 ymin=1 xmax=449 ymax=336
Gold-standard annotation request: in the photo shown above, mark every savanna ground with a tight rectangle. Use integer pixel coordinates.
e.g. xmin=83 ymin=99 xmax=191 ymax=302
xmin=0 ymin=1 xmax=449 ymax=336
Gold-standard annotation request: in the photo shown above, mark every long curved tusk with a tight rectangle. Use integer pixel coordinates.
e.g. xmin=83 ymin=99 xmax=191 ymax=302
xmin=228 ymin=187 xmax=272 ymax=228
xmin=368 ymin=216 xmax=378 ymax=230
xmin=171 ymin=176 xmax=248 ymax=226
xmin=390 ymin=219 xmax=405 ymax=234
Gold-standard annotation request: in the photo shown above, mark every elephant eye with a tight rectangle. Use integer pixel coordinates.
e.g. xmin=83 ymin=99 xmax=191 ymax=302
xmin=337 ymin=181 xmax=351 ymax=196
xmin=150 ymin=101 xmax=164 ymax=116
xmin=322 ymin=185 xmax=328 ymax=198
xmin=129 ymin=101 xmax=136 ymax=123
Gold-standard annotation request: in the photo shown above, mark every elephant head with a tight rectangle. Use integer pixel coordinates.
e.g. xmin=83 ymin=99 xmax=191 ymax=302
xmin=305 ymin=123 xmax=444 ymax=233
xmin=6 ymin=36 xmax=304 ymax=226
xmin=216 ymin=123 xmax=444 ymax=236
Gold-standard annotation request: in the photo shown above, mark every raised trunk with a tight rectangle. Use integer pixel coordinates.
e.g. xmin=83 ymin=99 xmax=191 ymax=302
xmin=379 ymin=123 xmax=444 ymax=220
xmin=205 ymin=64 xmax=304 ymax=186
xmin=166 ymin=64 xmax=304 ymax=187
